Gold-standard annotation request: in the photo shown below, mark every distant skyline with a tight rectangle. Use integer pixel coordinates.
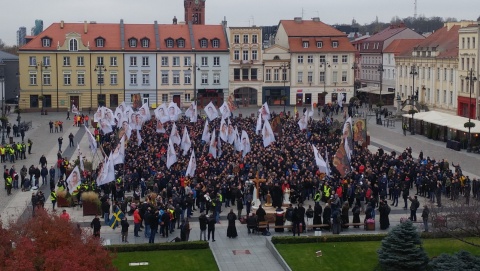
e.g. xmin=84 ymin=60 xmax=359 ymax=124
xmin=1 ymin=0 xmax=479 ymax=46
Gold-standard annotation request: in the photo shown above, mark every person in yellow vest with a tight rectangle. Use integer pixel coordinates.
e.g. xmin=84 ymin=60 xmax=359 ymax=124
xmin=6 ymin=175 xmax=13 ymax=195
xmin=0 ymin=145 xmax=5 ymax=163
xmin=8 ymin=147 xmax=15 ymax=163
xmin=16 ymin=142 xmax=22 ymax=160
xmin=323 ymin=184 xmax=331 ymax=202
xmin=50 ymin=189 xmax=57 ymax=210
xmin=27 ymin=138 xmax=33 ymax=154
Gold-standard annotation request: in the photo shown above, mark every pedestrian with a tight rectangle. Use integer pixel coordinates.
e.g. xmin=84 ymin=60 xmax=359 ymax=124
xmin=49 ymin=121 xmax=54 ymax=133
xmin=180 ymin=218 xmax=192 ymax=241
xmin=403 ymin=122 xmax=408 ymax=136
xmin=408 ymin=196 xmax=419 ymax=221
xmin=198 ymin=211 xmax=207 ymax=241
xmin=27 ymin=139 xmax=33 ymax=154
xmin=226 ymin=209 xmax=238 ymax=238
xmin=50 ymin=189 xmax=57 ymax=210
xmin=102 ymin=199 xmax=111 ymax=225
xmin=67 ymin=111 xmax=70 ymax=120
xmin=133 ymin=208 xmax=141 ymax=237
xmin=292 ymin=207 xmax=301 ymax=236
xmin=149 ymin=210 xmax=159 ymax=243
xmin=68 ymin=133 xmax=74 ymax=147
xmin=91 ymin=214 xmax=101 ymax=238
xmin=31 ymin=192 xmax=37 ymax=217
xmin=121 ymin=217 xmax=130 ymax=243
xmin=207 ymin=214 xmax=216 ymax=242
xmin=58 ymin=137 xmax=63 ymax=151
xmin=60 ymin=209 xmax=70 ymax=221
xmin=422 ymin=205 xmax=430 ymax=232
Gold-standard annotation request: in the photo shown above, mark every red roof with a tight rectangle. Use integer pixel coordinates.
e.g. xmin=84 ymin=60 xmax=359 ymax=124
xmin=124 ymin=24 xmax=156 ymax=51
xmin=365 ymin=24 xmax=409 ymax=42
xmin=280 ymin=19 xmax=347 ymax=37
xmin=158 ymin=24 xmax=193 ymax=51
xmin=384 ymin=39 xmax=424 ymax=55
xmin=191 ymin=24 xmax=228 ymax=51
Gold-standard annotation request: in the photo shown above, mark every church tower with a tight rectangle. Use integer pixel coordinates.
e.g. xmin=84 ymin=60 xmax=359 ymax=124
xmin=184 ymin=0 xmax=206 ymax=25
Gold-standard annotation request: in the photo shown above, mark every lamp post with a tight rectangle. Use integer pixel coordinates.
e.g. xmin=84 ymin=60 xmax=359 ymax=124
xmin=280 ymin=62 xmax=289 ymax=113
xmin=409 ymin=65 xmax=418 ymax=135
xmin=377 ymin=63 xmax=384 ymax=110
xmin=35 ymin=61 xmax=48 ymax=113
xmin=94 ymin=65 xmax=107 ymax=106
xmin=14 ymin=90 xmax=21 ymax=135
xmin=0 ymin=75 xmax=5 ymax=145
xmin=188 ymin=62 xmax=200 ymax=105
xmin=465 ymin=68 xmax=477 ymax=152
xmin=352 ymin=62 xmax=358 ymax=98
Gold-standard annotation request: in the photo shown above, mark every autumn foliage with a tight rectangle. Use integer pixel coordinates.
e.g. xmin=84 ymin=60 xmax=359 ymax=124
xmin=0 ymin=209 xmax=116 ymax=271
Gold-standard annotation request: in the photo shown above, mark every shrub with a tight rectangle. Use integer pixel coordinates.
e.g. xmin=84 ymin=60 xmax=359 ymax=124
xmin=81 ymin=191 xmax=101 ymax=206
xmin=105 ymin=241 xmax=209 ymax=253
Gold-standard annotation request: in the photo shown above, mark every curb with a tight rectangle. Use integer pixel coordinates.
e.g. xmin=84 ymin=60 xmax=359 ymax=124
xmin=265 ymin=237 xmax=292 ymax=271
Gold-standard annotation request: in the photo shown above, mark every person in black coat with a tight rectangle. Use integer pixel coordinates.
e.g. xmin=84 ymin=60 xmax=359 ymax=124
xmin=90 ymin=214 xmax=101 ymax=238
xmin=323 ymin=203 xmax=332 ymax=230
xmin=297 ymin=203 xmax=306 ymax=233
xmin=271 ymin=183 xmax=283 ymax=208
xmin=313 ymin=202 xmax=322 ymax=227
xmin=207 ymin=214 xmax=216 ymax=242
xmin=149 ymin=210 xmax=159 ymax=243
xmin=291 ymin=207 xmax=301 ymax=236
xmin=341 ymin=202 xmax=350 ymax=229
xmin=352 ymin=202 xmax=361 ymax=228
xmin=236 ymin=197 xmax=244 ymax=219
xmin=121 ymin=217 xmax=130 ymax=243
xmin=379 ymin=200 xmax=390 ymax=230
xmin=199 ymin=212 xmax=208 ymax=241
xmin=256 ymin=205 xmax=266 ymax=222
xmin=274 ymin=207 xmax=285 ymax=233
xmin=226 ymin=209 xmax=238 ymax=238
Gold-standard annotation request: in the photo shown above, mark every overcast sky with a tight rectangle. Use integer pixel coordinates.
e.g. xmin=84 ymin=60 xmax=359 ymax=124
xmin=1 ymin=0 xmax=479 ymax=46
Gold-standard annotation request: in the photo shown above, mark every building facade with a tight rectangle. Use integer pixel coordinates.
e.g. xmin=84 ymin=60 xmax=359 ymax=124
xmin=262 ymin=44 xmax=291 ymax=107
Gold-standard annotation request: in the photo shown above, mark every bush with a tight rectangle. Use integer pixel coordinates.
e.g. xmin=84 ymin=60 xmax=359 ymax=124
xmin=271 ymin=234 xmax=388 ymax=244
xmin=81 ymin=191 xmax=101 ymax=206
xmin=105 ymin=241 xmax=209 ymax=253
xmin=464 ymin=121 xmax=476 ymax=129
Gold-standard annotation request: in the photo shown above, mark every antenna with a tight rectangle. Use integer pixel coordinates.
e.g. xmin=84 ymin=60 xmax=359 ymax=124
xmin=301 ymin=8 xmax=305 ymax=19
xmin=250 ymin=16 xmax=254 ymax=26
xmin=414 ymin=0 xmax=417 ymax=19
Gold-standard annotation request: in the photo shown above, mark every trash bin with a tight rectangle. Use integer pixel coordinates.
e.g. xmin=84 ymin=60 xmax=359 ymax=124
xmin=314 ymin=229 xmax=322 ymax=236
xmin=9 ymin=137 xmax=13 ymax=144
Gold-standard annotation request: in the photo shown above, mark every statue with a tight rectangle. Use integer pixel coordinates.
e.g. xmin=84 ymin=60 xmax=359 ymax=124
xmin=265 ymin=191 xmax=272 ymax=207
xmin=283 ymin=188 xmax=291 ymax=204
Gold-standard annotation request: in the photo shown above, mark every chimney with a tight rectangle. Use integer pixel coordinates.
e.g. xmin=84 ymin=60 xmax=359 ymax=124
xmin=84 ymin=21 xmax=88 ymax=34
xmin=294 ymin=17 xmax=302 ymax=23
xmin=60 ymin=20 xmax=64 ymax=29
xmin=173 ymin=16 xmax=178 ymax=25
xmin=312 ymin=17 xmax=320 ymax=22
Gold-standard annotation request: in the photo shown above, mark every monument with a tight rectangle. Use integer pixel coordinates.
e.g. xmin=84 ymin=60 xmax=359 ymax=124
xmin=250 ymin=172 xmax=266 ymax=207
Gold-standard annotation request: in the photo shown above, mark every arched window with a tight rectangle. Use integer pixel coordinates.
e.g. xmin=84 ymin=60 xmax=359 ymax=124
xmin=69 ymin=39 xmax=78 ymax=51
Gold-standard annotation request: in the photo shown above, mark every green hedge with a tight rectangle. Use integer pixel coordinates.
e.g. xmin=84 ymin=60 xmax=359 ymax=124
xmin=106 ymin=241 xmax=209 ymax=253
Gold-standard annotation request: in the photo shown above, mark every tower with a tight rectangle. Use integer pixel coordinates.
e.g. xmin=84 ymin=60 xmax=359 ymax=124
xmin=184 ymin=0 xmax=206 ymax=25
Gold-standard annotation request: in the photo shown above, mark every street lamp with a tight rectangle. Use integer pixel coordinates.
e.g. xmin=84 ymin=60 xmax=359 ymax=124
xmin=409 ymin=65 xmax=418 ymax=135
xmin=352 ymin=62 xmax=358 ymax=98
xmin=0 ymin=75 xmax=5 ymax=144
xmin=320 ymin=61 xmax=330 ymax=98
xmin=377 ymin=63 xmax=384 ymax=111
xmin=94 ymin=65 xmax=107 ymax=106
xmin=14 ymin=89 xmax=21 ymax=136
xmin=465 ymin=68 xmax=477 ymax=152
xmin=280 ymin=62 xmax=290 ymax=113
xmin=188 ymin=63 xmax=200 ymax=105
xmin=35 ymin=61 xmax=48 ymax=114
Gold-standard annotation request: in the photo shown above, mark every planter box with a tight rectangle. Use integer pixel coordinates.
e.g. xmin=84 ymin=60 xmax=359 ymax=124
xmin=57 ymin=196 xmax=70 ymax=208
xmin=366 ymin=222 xmax=375 ymax=231
xmin=83 ymin=200 xmax=100 ymax=216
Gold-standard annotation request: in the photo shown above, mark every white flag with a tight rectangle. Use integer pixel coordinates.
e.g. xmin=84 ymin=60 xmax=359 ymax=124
xmin=94 ymin=107 xmax=105 ymax=122
xmin=166 ymin=138 xmax=177 ymax=169
xmin=310 ymin=103 xmax=314 ymax=118
xmin=66 ymin=166 xmax=82 ymax=192
xmin=97 ymin=154 xmax=116 ymax=186
xmin=186 ymin=150 xmax=197 ymax=177
xmin=114 ymin=107 xmax=123 ymax=123
xmin=262 ymin=120 xmax=276 ymax=147
xmin=312 ymin=144 xmax=327 ymax=173
xmin=85 ymin=127 xmax=97 ymax=154
xmin=241 ymin=130 xmax=251 ymax=157
xmin=104 ymin=108 xmax=116 ymax=125
xmin=154 ymin=104 xmax=170 ymax=123
xmin=136 ymin=130 xmax=142 ymax=146
xmin=219 ymin=118 xmax=228 ymax=142
xmin=219 ymin=102 xmax=231 ymax=119
xmin=338 ymin=97 xmax=343 ymax=108
xmin=325 ymin=150 xmax=331 ymax=177
xmin=181 ymin=126 xmax=192 ymax=156
xmin=209 ymin=132 xmax=217 ymax=159
xmin=298 ymin=114 xmax=308 ymax=130
xmin=112 ymin=136 xmax=125 ymax=165
xmin=155 ymin=119 xmax=166 ymax=133
xmin=76 ymin=146 xmax=85 ymax=171
xmin=168 ymin=102 xmax=182 ymax=122
xmin=185 ymin=103 xmax=198 ymax=123
xmin=170 ymin=123 xmax=181 ymax=145
xmin=120 ymin=118 xmax=132 ymax=139
xmin=204 ymin=102 xmax=219 ymax=121
xmin=255 ymin=113 xmax=262 ymax=135
xmin=227 ymin=119 xmax=235 ymax=144
xmin=99 ymin=118 xmax=113 ymax=134
xmin=259 ymin=102 xmax=271 ymax=121
xmin=139 ymin=103 xmax=151 ymax=122
xmin=202 ymin=120 xmax=211 ymax=144
xmin=217 ymin=135 xmax=223 ymax=158
xmin=234 ymin=129 xmax=243 ymax=152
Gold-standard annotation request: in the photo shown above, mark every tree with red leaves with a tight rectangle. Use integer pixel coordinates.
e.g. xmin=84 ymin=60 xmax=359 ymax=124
xmin=0 ymin=209 xmax=116 ymax=271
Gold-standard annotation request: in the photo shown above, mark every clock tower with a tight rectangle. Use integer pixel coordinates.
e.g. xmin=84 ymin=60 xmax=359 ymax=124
xmin=184 ymin=0 xmax=206 ymax=25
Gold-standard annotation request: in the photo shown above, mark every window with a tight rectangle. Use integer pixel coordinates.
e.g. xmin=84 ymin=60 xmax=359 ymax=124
xmin=141 ymin=38 xmax=149 ymax=48
xmin=200 ymin=39 xmax=208 ymax=48
xmin=173 ymin=72 xmax=180 ymax=84
xmin=69 ymin=39 xmax=78 ymax=51
xmin=437 ymin=68 xmax=440 ymax=80
xmin=77 ymin=73 xmax=85 ymax=85
xmin=177 ymin=39 xmax=185 ymax=48
xmin=201 ymin=57 xmax=208 ymax=66
xmin=184 ymin=93 xmax=191 ymax=101
xmin=110 ymin=73 xmax=118 ymax=85
xmin=213 ymin=73 xmax=220 ymax=84
xmin=161 ymin=57 xmax=168 ymax=66
xmin=234 ymin=35 xmax=239 ymax=43
xmin=234 ymin=69 xmax=241 ymax=80
xmin=427 ymin=67 xmax=431 ymax=79
xmin=212 ymin=39 xmax=220 ymax=48
xmin=436 ymin=89 xmax=440 ymax=103
xmin=29 ymin=56 xmax=36 ymax=66
xmin=242 ymin=50 xmax=249 ymax=61
xmin=96 ymin=38 xmax=104 ymax=47
xmin=332 ymin=71 xmax=338 ymax=83
xmin=166 ymin=39 xmax=174 ymax=48
xmin=142 ymin=56 xmax=149 ymax=66
xmin=130 ymin=74 xmax=137 ymax=85
xmin=297 ymin=71 xmax=303 ymax=83
xmin=332 ymin=55 xmax=338 ymax=63
xmin=297 ymin=55 xmax=304 ymax=64
xmin=161 ymin=72 xmax=168 ymax=84
xmin=142 ymin=74 xmax=150 ymax=84
xmin=97 ymin=56 xmax=104 ymax=66
xmin=316 ymin=41 xmax=323 ymax=48
xmin=110 ymin=56 xmax=117 ymax=66
xmin=63 ymin=56 xmax=70 ymax=66
xmin=450 ymin=69 xmax=454 ymax=82
xmin=63 ymin=73 xmax=71 ymax=85
xmin=307 ymin=55 xmax=314 ymax=64
xmin=462 ymin=37 xmax=465 ymax=49
xmin=251 ymin=69 xmax=258 ymax=80
xmin=252 ymin=50 xmax=258 ymax=60
xmin=234 ymin=50 xmax=240 ymax=60
xmin=97 ymin=73 xmax=104 ymax=85
xmin=184 ymin=56 xmax=191 ymax=66
xmin=213 ymin=57 xmax=220 ymax=66
xmin=307 ymin=71 xmax=313 ymax=83
xmin=443 ymin=68 xmax=447 ymax=81
xmin=77 ymin=56 xmax=84 ymax=66
xmin=243 ymin=35 xmax=248 ymax=43
xmin=162 ymin=94 xmax=168 ymax=102
xmin=467 ymin=38 xmax=470 ymax=49
xmin=274 ymin=69 xmax=279 ymax=81
xmin=130 ymin=56 xmax=137 ymax=66
xmin=172 ymin=57 xmax=180 ymax=66
xmin=30 ymin=95 xmax=39 ymax=108
xmin=342 ymin=71 xmax=347 ymax=82
xmin=282 ymin=68 xmax=287 ymax=81
xmin=110 ymin=94 xmax=119 ymax=107
xmin=43 ymin=95 xmax=52 ymax=108
xmin=332 ymin=41 xmax=338 ymax=48
xmin=129 ymin=38 xmax=137 ymax=47
xmin=319 ymin=55 xmax=326 ymax=63
xmin=303 ymin=41 xmax=309 ymax=48
xmin=29 ymin=73 xmax=37 ymax=85
xmin=42 ymin=38 xmax=51 ymax=47
xmin=473 ymin=37 xmax=476 ymax=49
xmin=342 ymin=55 xmax=348 ymax=63
xmin=319 ymin=71 xmax=325 ymax=82
xmin=184 ymin=72 xmax=191 ymax=84
xmin=443 ymin=90 xmax=446 ymax=103
xmin=201 ymin=73 xmax=208 ymax=84
xmin=249 ymin=35 xmax=257 ymax=44
xmin=265 ymin=69 xmax=271 ymax=81
xmin=450 ymin=91 xmax=453 ymax=105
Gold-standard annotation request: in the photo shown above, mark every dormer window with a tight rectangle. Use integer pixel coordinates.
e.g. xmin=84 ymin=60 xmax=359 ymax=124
xmin=200 ymin=38 xmax=208 ymax=48
xmin=332 ymin=41 xmax=338 ymax=48
xmin=95 ymin=37 xmax=105 ymax=48
xmin=166 ymin=38 xmax=174 ymax=48
xmin=177 ymin=38 xmax=185 ymax=48
xmin=129 ymin=38 xmax=137 ymax=48
xmin=316 ymin=41 xmax=323 ymax=48
xmin=42 ymin=37 xmax=51 ymax=47
xmin=69 ymin=39 xmax=78 ymax=51
xmin=212 ymin=38 xmax=220 ymax=48
xmin=141 ymin=38 xmax=150 ymax=48
xmin=303 ymin=41 xmax=309 ymax=48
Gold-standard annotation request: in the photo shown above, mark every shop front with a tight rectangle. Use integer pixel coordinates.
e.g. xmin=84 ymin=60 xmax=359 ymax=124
xmin=197 ymin=89 xmax=224 ymax=107
xmin=262 ymin=87 xmax=290 ymax=106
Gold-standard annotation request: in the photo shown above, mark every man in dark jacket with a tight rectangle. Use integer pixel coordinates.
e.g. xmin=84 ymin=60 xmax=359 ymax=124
xmin=256 ymin=204 xmax=266 ymax=222
xmin=90 ymin=214 xmax=101 ymax=238
xmin=149 ymin=210 xmax=159 ymax=243
xmin=40 ymin=166 xmax=48 ymax=186
xmin=101 ymin=199 xmax=110 ymax=225
xmin=121 ymin=217 xmax=130 ymax=243
xmin=297 ymin=203 xmax=306 ymax=233
xmin=199 ymin=212 xmax=208 ymax=241
xmin=207 ymin=214 xmax=216 ymax=242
